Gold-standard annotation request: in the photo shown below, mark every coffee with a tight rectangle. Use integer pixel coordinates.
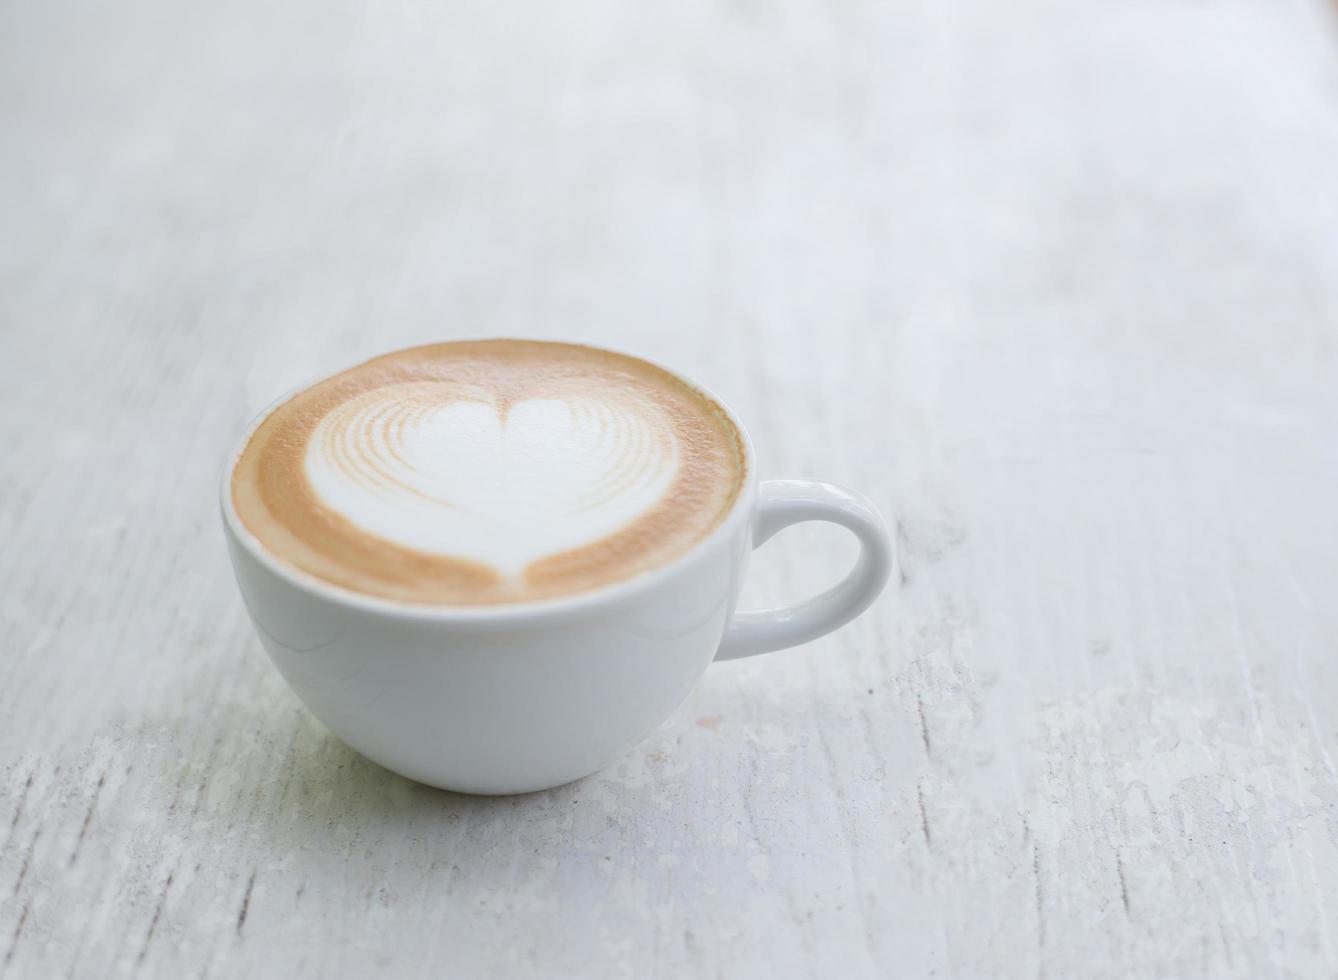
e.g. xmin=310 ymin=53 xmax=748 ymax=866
xmin=230 ymin=340 xmax=747 ymax=605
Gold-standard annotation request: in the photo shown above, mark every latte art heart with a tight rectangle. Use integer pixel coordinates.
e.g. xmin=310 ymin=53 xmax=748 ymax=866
xmin=305 ymin=386 xmax=679 ymax=574
xmin=230 ymin=340 xmax=745 ymax=605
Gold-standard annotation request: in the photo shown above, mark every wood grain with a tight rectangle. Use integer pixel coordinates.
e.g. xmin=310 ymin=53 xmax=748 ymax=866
xmin=4 ymin=0 xmax=1338 ymax=975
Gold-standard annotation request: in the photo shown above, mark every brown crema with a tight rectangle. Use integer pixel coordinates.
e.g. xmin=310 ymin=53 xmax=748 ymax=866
xmin=230 ymin=340 xmax=747 ymax=605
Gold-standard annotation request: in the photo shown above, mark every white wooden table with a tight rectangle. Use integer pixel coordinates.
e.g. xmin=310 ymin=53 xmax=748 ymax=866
xmin=5 ymin=0 xmax=1338 ymax=975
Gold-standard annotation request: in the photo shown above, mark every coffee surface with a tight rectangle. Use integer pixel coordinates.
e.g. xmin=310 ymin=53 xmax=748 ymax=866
xmin=231 ymin=341 xmax=746 ymax=604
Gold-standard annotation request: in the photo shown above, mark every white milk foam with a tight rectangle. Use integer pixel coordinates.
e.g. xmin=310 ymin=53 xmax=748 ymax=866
xmin=304 ymin=385 xmax=679 ymax=575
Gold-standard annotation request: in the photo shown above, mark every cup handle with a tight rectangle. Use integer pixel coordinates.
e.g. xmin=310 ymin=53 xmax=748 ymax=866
xmin=715 ymin=479 xmax=895 ymax=661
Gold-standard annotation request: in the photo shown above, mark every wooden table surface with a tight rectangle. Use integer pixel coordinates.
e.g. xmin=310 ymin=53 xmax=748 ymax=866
xmin=5 ymin=0 xmax=1338 ymax=976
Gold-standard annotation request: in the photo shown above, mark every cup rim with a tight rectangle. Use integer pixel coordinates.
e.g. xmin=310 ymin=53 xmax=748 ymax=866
xmin=220 ymin=338 xmax=758 ymax=623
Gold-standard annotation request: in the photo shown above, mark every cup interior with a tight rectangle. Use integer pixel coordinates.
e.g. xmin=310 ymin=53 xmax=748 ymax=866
xmin=220 ymin=340 xmax=758 ymax=622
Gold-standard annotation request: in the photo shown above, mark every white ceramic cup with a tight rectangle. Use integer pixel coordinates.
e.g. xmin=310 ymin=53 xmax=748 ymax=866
xmin=222 ymin=357 xmax=894 ymax=795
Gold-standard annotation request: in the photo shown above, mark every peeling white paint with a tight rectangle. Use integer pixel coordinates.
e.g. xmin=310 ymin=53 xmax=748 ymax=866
xmin=4 ymin=0 xmax=1338 ymax=975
